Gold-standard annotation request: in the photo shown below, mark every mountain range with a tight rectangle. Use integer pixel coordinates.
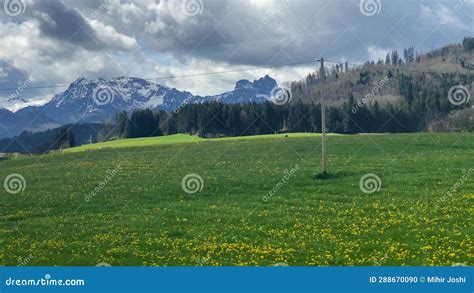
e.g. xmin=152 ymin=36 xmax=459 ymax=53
xmin=0 ymin=75 xmax=278 ymax=139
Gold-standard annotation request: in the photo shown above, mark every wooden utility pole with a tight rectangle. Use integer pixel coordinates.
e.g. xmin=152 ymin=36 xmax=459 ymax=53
xmin=320 ymin=58 xmax=328 ymax=175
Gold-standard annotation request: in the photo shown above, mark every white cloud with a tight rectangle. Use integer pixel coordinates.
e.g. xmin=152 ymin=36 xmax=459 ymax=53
xmin=0 ymin=20 xmax=136 ymax=104
xmin=106 ymin=0 xmax=145 ymax=25
xmin=420 ymin=2 xmax=471 ymax=30
xmin=151 ymin=56 xmax=313 ymax=96
xmin=367 ymin=46 xmax=390 ymax=62
xmin=87 ymin=19 xmax=138 ymax=51
xmin=33 ymin=11 xmax=57 ymax=28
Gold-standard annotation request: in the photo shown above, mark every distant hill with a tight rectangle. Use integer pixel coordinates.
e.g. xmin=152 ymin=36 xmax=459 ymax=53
xmin=0 ymin=123 xmax=109 ymax=154
xmin=0 ymin=107 xmax=60 ymax=141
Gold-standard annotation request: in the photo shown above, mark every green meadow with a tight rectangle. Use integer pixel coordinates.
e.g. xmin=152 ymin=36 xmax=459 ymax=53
xmin=0 ymin=133 xmax=473 ymax=266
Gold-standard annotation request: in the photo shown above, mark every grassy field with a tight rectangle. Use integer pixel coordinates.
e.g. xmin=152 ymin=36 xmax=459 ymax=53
xmin=0 ymin=133 xmax=473 ymax=266
xmin=64 ymin=133 xmax=206 ymax=153
xmin=64 ymin=133 xmax=342 ymax=153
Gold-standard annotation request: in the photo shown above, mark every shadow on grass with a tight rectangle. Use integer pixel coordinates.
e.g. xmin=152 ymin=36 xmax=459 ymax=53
xmin=312 ymin=170 xmax=353 ymax=180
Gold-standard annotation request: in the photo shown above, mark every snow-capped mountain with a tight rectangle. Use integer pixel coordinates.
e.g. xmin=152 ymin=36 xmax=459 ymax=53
xmin=38 ymin=75 xmax=278 ymax=124
xmin=1 ymin=92 xmax=30 ymax=112
xmin=0 ymin=75 xmax=280 ymax=139
xmin=210 ymin=75 xmax=278 ymax=104
xmin=40 ymin=77 xmax=190 ymax=123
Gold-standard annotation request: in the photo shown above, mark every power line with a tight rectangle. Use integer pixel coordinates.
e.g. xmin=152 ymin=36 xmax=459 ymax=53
xmin=0 ymin=60 xmax=319 ymax=92
xmin=0 ymin=58 xmax=470 ymax=93
xmin=144 ymin=60 xmax=319 ymax=81
xmin=0 ymin=84 xmax=73 ymax=92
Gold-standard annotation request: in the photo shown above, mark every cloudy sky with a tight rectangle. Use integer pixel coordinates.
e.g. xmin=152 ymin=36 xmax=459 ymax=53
xmin=0 ymin=0 xmax=472 ymax=109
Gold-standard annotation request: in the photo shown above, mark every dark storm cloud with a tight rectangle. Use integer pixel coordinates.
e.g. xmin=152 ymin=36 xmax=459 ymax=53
xmin=24 ymin=0 xmax=470 ymax=67
xmin=0 ymin=62 xmax=30 ymax=88
xmin=0 ymin=61 xmax=38 ymax=102
xmin=1 ymin=0 xmax=472 ymax=104
xmin=144 ymin=0 xmax=473 ymax=65
xmin=32 ymin=0 xmax=103 ymax=50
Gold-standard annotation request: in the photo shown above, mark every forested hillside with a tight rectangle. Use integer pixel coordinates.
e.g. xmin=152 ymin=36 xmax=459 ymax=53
xmin=290 ymin=37 xmax=474 ymax=106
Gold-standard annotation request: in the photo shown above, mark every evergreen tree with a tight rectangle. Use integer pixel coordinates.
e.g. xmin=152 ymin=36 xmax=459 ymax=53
xmin=309 ymin=103 xmax=321 ymax=132
xmin=51 ymin=127 xmax=75 ymax=150
xmin=67 ymin=129 xmax=75 ymax=148
xmin=166 ymin=112 xmax=178 ymax=135
xmin=116 ymin=111 xmax=128 ymax=138
xmin=226 ymin=106 xmax=241 ymax=136
xmin=391 ymin=50 xmax=399 ymax=65
xmin=342 ymin=94 xmax=358 ymax=134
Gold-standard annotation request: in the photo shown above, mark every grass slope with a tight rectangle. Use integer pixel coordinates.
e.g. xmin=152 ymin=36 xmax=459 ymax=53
xmin=65 ymin=133 xmax=342 ymax=153
xmin=1 ymin=133 xmax=473 ymax=266
xmin=65 ymin=134 xmax=206 ymax=153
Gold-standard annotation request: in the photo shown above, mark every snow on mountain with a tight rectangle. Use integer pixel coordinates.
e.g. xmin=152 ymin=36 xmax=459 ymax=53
xmin=40 ymin=75 xmax=280 ymax=124
xmin=0 ymin=75 xmax=281 ymax=138
xmin=0 ymin=91 xmax=28 ymax=112
xmin=209 ymin=75 xmax=278 ymax=104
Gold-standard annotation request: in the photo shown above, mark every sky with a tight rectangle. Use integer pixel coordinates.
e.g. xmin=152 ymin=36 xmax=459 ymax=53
xmin=0 ymin=0 xmax=473 ymax=109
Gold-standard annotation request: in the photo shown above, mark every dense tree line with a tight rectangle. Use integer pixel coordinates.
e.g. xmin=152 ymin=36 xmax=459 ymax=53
xmin=116 ymin=91 xmax=471 ymax=139
xmin=52 ymin=128 xmax=76 ymax=150
xmin=117 ymin=109 xmax=162 ymax=138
